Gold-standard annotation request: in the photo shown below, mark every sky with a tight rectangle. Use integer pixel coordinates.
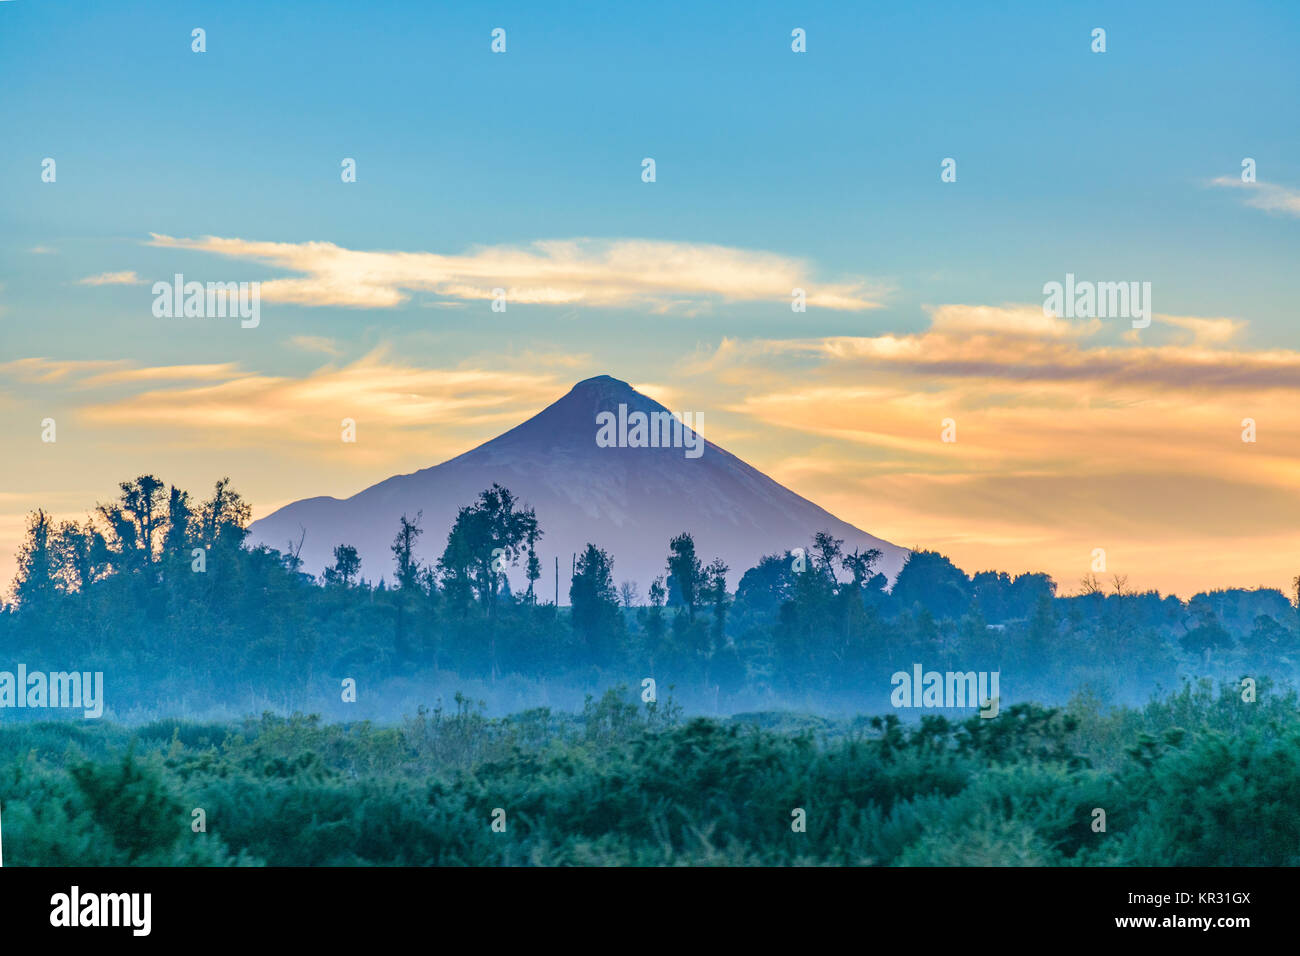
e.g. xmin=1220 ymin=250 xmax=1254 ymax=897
xmin=1 ymin=0 xmax=1298 ymax=598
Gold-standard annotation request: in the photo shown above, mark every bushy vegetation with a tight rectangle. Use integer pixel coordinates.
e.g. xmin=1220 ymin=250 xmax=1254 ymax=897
xmin=3 ymin=476 xmax=1297 ymax=715
xmin=1 ymin=681 xmax=1295 ymax=866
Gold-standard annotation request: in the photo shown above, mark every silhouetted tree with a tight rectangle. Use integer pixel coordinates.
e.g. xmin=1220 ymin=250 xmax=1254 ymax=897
xmin=666 ymin=532 xmax=704 ymax=618
xmin=324 ymin=544 xmax=361 ymax=587
xmin=392 ymin=513 xmax=424 ymax=591
xmin=891 ymin=549 xmax=972 ymax=620
xmin=12 ymin=509 xmax=57 ymax=607
xmin=570 ymin=544 xmax=622 ymax=665
xmin=812 ymin=531 xmax=844 ymax=583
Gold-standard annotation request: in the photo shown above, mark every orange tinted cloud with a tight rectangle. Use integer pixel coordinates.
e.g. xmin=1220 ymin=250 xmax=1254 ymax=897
xmin=77 ymin=271 xmax=144 ymax=286
xmin=75 ymin=350 xmax=570 ymax=464
xmin=700 ymin=305 xmax=1300 ymax=595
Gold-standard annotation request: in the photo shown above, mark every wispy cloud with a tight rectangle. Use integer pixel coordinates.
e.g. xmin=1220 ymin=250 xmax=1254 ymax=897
xmin=287 ymin=335 xmax=343 ymax=357
xmin=928 ymin=303 xmax=1101 ymax=339
xmin=1210 ymin=176 xmax=1300 ymax=217
xmin=77 ymin=270 xmax=144 ymax=286
xmin=0 ymin=357 xmax=127 ymax=384
xmin=69 ymin=350 xmax=571 ymax=463
xmin=144 ymin=234 xmax=886 ymax=312
xmin=1145 ymin=314 xmax=1246 ymax=347
xmin=81 ymin=363 xmax=244 ymax=387
xmin=0 ymin=358 xmax=244 ymax=390
xmin=703 ymin=305 xmax=1291 ymax=392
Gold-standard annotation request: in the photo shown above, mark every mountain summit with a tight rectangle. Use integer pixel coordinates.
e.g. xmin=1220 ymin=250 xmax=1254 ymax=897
xmin=247 ymin=376 xmax=907 ymax=598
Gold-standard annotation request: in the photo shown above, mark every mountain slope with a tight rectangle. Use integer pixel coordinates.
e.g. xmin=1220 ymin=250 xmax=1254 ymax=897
xmin=246 ymin=376 xmax=908 ymax=598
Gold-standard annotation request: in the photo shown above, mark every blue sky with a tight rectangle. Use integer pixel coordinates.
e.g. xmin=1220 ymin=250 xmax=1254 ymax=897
xmin=2 ymin=0 xmax=1298 ymax=595
xmin=5 ymin=1 xmax=1297 ymax=343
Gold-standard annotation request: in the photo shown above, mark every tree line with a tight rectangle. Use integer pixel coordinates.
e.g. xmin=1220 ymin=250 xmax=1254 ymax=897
xmin=4 ymin=475 xmax=1298 ymax=710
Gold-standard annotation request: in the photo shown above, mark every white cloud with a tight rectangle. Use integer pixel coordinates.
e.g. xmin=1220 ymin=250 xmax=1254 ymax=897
xmin=78 ymin=270 xmax=144 ymax=286
xmin=1151 ymin=314 xmax=1246 ymax=347
xmin=144 ymin=234 xmax=886 ymax=312
xmin=287 ymin=335 xmax=343 ymax=357
xmin=1210 ymin=176 xmax=1300 ymax=217
xmin=929 ymin=303 xmax=1101 ymax=339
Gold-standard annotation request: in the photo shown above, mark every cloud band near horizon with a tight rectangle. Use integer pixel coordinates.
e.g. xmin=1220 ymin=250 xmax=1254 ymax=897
xmin=143 ymin=234 xmax=886 ymax=313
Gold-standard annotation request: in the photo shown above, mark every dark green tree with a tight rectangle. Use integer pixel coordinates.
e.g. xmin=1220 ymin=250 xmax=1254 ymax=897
xmin=324 ymin=544 xmax=361 ymax=587
xmin=11 ymin=509 xmax=57 ymax=607
xmin=570 ymin=543 xmax=623 ymax=665
xmin=666 ymin=532 xmax=704 ymax=618
xmin=391 ymin=513 xmax=424 ymax=591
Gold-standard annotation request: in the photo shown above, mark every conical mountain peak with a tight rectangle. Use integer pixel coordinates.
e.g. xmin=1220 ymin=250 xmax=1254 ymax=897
xmin=481 ymin=374 xmax=677 ymax=455
xmin=248 ymin=376 xmax=906 ymax=597
xmin=559 ymin=375 xmax=670 ymax=413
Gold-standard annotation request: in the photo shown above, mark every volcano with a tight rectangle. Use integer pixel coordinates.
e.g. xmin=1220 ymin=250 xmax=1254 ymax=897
xmin=246 ymin=376 xmax=907 ymax=598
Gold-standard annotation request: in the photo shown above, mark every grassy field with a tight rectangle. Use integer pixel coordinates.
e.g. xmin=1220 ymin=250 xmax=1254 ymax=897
xmin=1 ymin=680 xmax=1297 ymax=866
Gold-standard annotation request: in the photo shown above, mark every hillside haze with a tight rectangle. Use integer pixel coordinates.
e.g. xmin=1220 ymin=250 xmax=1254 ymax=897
xmin=247 ymin=376 xmax=908 ymax=598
